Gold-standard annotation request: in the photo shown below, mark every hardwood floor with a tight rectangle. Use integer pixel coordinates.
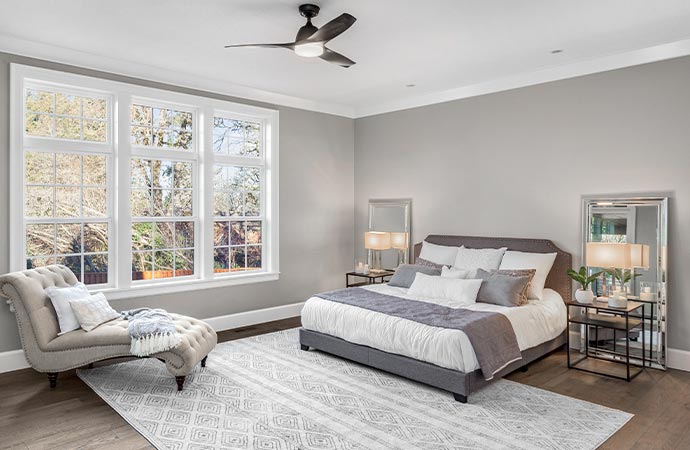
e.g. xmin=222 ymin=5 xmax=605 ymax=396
xmin=1 ymin=317 xmax=689 ymax=449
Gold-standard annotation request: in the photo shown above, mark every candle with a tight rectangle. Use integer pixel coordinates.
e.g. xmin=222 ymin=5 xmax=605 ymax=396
xmin=363 ymin=264 xmax=369 ymax=275
xmin=644 ymin=286 xmax=652 ymax=293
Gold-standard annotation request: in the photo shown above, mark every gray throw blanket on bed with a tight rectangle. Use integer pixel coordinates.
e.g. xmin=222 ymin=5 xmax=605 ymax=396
xmin=121 ymin=308 xmax=181 ymax=357
xmin=315 ymin=287 xmax=522 ymax=380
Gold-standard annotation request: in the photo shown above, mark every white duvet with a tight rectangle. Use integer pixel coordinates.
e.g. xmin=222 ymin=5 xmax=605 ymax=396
xmin=301 ymin=284 xmax=567 ymax=373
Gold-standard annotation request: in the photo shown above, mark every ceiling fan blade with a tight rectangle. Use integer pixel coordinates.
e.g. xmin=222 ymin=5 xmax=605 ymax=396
xmin=305 ymin=13 xmax=356 ymax=43
xmin=319 ymin=48 xmax=356 ymax=68
xmin=224 ymin=43 xmax=295 ymax=49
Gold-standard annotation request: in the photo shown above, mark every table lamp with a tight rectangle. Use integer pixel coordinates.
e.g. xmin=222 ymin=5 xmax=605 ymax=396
xmin=585 ymin=242 xmax=631 ymax=307
xmin=365 ymin=231 xmax=391 ymax=273
xmin=390 ymin=232 xmax=409 ymax=267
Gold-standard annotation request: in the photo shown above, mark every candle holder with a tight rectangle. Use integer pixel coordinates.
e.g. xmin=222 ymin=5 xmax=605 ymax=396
xmin=639 ymin=281 xmax=658 ymax=302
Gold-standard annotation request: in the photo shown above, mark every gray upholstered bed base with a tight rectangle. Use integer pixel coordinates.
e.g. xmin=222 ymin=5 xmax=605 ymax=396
xmin=299 ymin=328 xmax=566 ymax=403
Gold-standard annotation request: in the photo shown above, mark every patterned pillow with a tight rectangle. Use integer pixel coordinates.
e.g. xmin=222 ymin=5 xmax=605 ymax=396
xmin=415 ymin=257 xmax=445 ymax=270
xmin=69 ymin=292 xmax=120 ymax=331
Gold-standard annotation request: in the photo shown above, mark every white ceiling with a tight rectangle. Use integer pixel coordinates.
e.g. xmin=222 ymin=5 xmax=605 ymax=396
xmin=2 ymin=0 xmax=690 ymax=117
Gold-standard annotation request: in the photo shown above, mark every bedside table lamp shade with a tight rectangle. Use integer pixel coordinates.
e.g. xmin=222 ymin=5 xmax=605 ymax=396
xmin=365 ymin=232 xmax=391 ymax=272
xmin=630 ymin=243 xmax=650 ymax=269
xmin=586 ymin=242 xmax=631 ymax=269
xmin=390 ymin=232 xmax=409 ymax=267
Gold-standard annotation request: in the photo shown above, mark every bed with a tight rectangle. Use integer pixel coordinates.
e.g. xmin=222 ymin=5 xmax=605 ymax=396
xmin=299 ymin=235 xmax=572 ymax=403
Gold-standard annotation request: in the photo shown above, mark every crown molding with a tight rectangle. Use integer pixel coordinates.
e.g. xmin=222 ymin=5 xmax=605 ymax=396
xmin=2 ymin=34 xmax=690 ymax=120
xmin=354 ymin=38 xmax=690 ymax=118
xmin=0 ymin=34 xmax=356 ymax=118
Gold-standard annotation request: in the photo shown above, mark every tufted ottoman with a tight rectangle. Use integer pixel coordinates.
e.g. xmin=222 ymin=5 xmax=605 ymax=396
xmin=0 ymin=265 xmax=217 ymax=390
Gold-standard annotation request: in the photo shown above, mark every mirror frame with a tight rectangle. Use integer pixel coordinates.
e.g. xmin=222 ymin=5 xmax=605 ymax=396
xmin=368 ymin=198 xmax=412 ymax=265
xmin=581 ymin=194 xmax=668 ymax=369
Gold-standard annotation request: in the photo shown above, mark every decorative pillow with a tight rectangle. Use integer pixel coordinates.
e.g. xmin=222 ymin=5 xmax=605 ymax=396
xmin=475 ymin=269 xmax=535 ymax=307
xmin=388 ymin=264 xmax=442 ymax=288
xmin=441 ymin=266 xmax=471 ymax=279
xmin=69 ymin=293 xmax=120 ymax=332
xmin=408 ymin=272 xmax=482 ymax=308
xmin=498 ymin=251 xmax=557 ymax=300
xmin=415 ymin=257 xmax=445 ymax=270
xmin=453 ymin=247 xmax=507 ymax=272
xmin=45 ymin=282 xmax=90 ymax=334
xmin=417 ymin=241 xmax=461 ymax=266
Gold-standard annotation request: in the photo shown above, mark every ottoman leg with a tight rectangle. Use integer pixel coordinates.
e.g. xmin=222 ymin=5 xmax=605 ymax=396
xmin=47 ymin=372 xmax=58 ymax=388
xmin=201 ymin=356 xmax=207 ymax=368
xmin=176 ymin=376 xmax=186 ymax=391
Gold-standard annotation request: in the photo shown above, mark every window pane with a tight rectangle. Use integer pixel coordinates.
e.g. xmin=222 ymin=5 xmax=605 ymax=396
xmin=246 ymin=221 xmax=262 ymax=244
xmin=84 ymin=223 xmax=108 ymax=253
xmin=153 ymin=189 xmax=173 ymax=216
xmin=245 ymin=191 xmax=260 ymax=217
xmin=84 ymin=254 xmax=108 ymax=285
xmin=84 ymin=119 xmax=106 ymax=142
xmin=56 ymin=255 xmax=82 ymax=281
xmin=230 ymin=221 xmax=245 ymax=245
xmin=27 ymin=256 xmax=55 ymax=269
xmin=175 ymin=250 xmax=194 ymax=277
xmin=154 ymin=222 xmax=174 ymax=249
xmin=25 ymin=152 xmax=54 ymax=184
xmin=55 ymin=187 xmax=81 ymax=217
xmin=56 ymin=93 xmax=80 ymax=116
xmin=213 ymin=191 xmax=229 ymax=217
xmin=55 ymin=153 xmax=81 ymax=185
xmin=152 ymin=160 xmax=173 ymax=188
xmin=132 ymin=222 xmax=153 ymax=251
xmin=83 ymin=155 xmax=107 ymax=186
xmin=26 ymin=186 xmax=53 ymax=217
xmin=132 ymin=251 xmax=153 ymax=280
xmin=213 ymin=116 xmax=261 ymax=157
xmin=231 ymin=247 xmax=246 ymax=271
xmin=247 ymin=245 xmax=262 ymax=270
xmin=131 ymin=189 xmax=152 ymax=217
xmin=214 ymin=221 xmax=228 ymax=246
xmin=132 ymin=104 xmax=193 ymax=150
xmin=26 ymin=224 xmax=55 ymax=256
xmin=26 ymin=89 xmax=55 ymax=113
xmin=131 ymin=159 xmax=152 ymax=187
xmin=56 ymin=223 xmax=81 ymax=254
xmin=83 ymin=188 xmax=107 ymax=217
xmin=175 ymin=222 xmax=194 ymax=248
xmin=26 ymin=113 xmax=53 ymax=137
xmin=83 ymin=98 xmax=107 ymax=119
xmin=154 ymin=250 xmax=174 ymax=278
xmin=56 ymin=117 xmax=81 ymax=139
xmin=214 ymin=247 xmax=229 ymax=273
xmin=131 ymin=104 xmax=152 ymax=126
xmin=173 ymin=190 xmax=192 ymax=216
xmin=174 ymin=162 xmax=192 ymax=188
xmin=131 ymin=126 xmax=152 ymax=146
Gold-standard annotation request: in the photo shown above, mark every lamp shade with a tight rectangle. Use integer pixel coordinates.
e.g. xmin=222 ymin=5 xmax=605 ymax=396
xmin=585 ymin=242 xmax=632 ymax=269
xmin=365 ymin=232 xmax=391 ymax=251
xmin=630 ymin=243 xmax=650 ymax=269
xmin=390 ymin=232 xmax=409 ymax=250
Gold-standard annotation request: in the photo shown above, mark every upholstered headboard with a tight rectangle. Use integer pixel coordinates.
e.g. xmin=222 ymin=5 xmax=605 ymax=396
xmin=413 ymin=235 xmax=573 ymax=303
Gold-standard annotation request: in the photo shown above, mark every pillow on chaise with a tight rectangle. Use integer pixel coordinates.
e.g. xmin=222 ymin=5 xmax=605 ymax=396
xmin=69 ymin=292 xmax=120 ymax=332
xmin=408 ymin=272 xmax=482 ymax=308
xmin=417 ymin=241 xmax=461 ymax=266
xmin=453 ymin=246 xmax=507 ymax=273
xmin=388 ymin=264 xmax=442 ymax=288
xmin=475 ymin=269 xmax=534 ymax=307
xmin=498 ymin=251 xmax=557 ymax=300
xmin=45 ymin=282 xmax=91 ymax=334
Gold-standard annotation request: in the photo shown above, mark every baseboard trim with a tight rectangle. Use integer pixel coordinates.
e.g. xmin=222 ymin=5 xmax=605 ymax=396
xmin=0 ymin=349 xmax=30 ymax=374
xmin=0 ymin=302 xmax=305 ymax=374
xmin=202 ymin=302 xmax=304 ymax=332
xmin=667 ymin=348 xmax=690 ymax=372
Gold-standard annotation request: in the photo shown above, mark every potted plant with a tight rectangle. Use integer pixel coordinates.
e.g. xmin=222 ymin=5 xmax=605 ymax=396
xmin=566 ymin=266 xmax=603 ymax=304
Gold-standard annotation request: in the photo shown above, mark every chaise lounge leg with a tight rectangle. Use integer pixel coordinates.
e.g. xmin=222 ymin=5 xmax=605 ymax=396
xmin=300 ymin=344 xmax=309 ymax=351
xmin=519 ymin=365 xmax=529 ymax=373
xmin=47 ymin=372 xmax=58 ymax=388
xmin=176 ymin=376 xmax=186 ymax=391
xmin=453 ymin=392 xmax=468 ymax=403
xmin=201 ymin=356 xmax=207 ymax=368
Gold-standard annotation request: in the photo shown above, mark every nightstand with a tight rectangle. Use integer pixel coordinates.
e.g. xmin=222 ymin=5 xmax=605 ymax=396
xmin=346 ymin=270 xmax=395 ymax=288
xmin=566 ymin=300 xmax=646 ymax=381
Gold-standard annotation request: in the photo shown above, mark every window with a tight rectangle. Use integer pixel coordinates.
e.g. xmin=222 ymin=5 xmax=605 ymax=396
xmin=12 ymin=64 xmax=279 ymax=298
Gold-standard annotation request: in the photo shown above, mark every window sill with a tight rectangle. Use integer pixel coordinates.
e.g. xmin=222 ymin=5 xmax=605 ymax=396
xmin=96 ymin=271 xmax=280 ymax=301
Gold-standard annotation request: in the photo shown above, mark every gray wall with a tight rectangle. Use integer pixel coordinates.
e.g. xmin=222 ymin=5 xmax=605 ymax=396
xmin=354 ymin=56 xmax=690 ymax=351
xmin=0 ymin=52 xmax=355 ymax=352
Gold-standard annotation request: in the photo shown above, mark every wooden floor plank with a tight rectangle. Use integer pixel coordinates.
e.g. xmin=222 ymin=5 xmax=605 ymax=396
xmin=1 ymin=316 xmax=689 ymax=449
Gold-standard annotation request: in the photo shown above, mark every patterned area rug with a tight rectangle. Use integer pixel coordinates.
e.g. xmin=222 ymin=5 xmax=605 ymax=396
xmin=78 ymin=329 xmax=631 ymax=450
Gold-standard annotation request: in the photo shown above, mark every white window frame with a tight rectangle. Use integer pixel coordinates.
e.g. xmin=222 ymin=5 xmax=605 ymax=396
xmin=10 ymin=64 xmax=279 ymax=300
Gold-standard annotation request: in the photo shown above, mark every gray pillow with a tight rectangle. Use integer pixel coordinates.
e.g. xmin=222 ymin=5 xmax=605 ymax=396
xmin=388 ymin=264 xmax=442 ymax=288
xmin=415 ymin=257 xmax=445 ymax=270
xmin=475 ymin=268 xmax=533 ymax=307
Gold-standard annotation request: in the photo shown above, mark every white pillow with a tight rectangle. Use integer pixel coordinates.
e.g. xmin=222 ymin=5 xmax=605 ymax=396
xmin=499 ymin=251 xmax=557 ymax=300
xmin=453 ymin=247 xmax=507 ymax=272
xmin=69 ymin=292 xmax=120 ymax=332
xmin=45 ymin=282 xmax=90 ymax=334
xmin=408 ymin=272 xmax=482 ymax=308
xmin=418 ymin=241 xmax=461 ymax=266
xmin=441 ymin=266 xmax=471 ymax=279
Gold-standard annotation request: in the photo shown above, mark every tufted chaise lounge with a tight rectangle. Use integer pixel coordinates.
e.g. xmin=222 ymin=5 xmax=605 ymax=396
xmin=0 ymin=265 xmax=217 ymax=390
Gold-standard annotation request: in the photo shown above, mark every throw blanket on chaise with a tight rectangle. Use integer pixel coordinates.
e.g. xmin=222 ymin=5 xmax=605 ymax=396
xmin=315 ymin=287 xmax=522 ymax=380
xmin=121 ymin=308 xmax=182 ymax=357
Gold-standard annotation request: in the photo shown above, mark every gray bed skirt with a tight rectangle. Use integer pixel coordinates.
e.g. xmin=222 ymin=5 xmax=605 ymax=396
xmin=299 ymin=328 xmax=566 ymax=403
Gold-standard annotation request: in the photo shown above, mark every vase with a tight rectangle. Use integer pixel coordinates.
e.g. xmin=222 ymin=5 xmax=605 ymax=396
xmin=575 ymin=289 xmax=594 ymax=304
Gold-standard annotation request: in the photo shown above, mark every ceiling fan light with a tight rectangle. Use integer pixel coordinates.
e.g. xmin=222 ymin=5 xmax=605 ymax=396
xmin=294 ymin=42 xmax=324 ymax=57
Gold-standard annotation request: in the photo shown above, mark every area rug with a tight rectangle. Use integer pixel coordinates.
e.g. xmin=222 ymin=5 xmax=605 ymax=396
xmin=78 ymin=328 xmax=632 ymax=450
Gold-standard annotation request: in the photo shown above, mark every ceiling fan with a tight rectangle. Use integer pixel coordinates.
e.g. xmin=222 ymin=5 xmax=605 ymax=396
xmin=225 ymin=4 xmax=357 ymax=68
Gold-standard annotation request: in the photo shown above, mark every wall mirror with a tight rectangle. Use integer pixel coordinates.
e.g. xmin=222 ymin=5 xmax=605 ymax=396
xmin=368 ymin=199 xmax=411 ymax=269
xmin=582 ymin=195 xmax=668 ymax=369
